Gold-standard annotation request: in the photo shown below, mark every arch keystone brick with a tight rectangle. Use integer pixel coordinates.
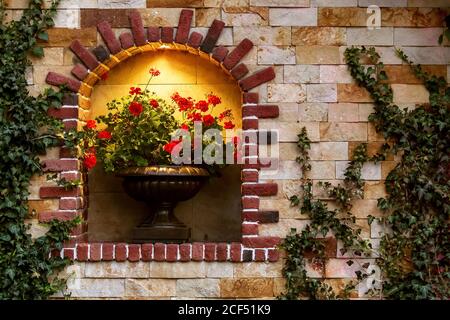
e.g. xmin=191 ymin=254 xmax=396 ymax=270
xmin=97 ymin=21 xmax=121 ymax=54
xmin=161 ymin=27 xmax=174 ymax=43
xmin=45 ymin=72 xmax=81 ymax=92
xmin=223 ymin=38 xmax=254 ymax=70
xmin=200 ymin=19 xmax=225 ymax=53
xmin=70 ymin=40 xmax=99 ymax=71
xmin=175 ymin=9 xmax=194 ymax=44
xmin=187 ymin=31 xmax=203 ymax=48
xmin=240 ymin=67 xmax=276 ymax=92
xmin=129 ymin=10 xmax=146 ymax=46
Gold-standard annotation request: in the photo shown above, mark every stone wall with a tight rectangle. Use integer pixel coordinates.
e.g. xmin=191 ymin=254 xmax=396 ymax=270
xmin=11 ymin=0 xmax=450 ymax=299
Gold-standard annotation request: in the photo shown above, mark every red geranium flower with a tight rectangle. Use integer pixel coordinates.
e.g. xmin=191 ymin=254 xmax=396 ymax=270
xmin=86 ymin=120 xmax=96 ymax=129
xmin=180 ymin=123 xmax=189 ymax=131
xmin=150 ymin=99 xmax=159 ymax=108
xmin=98 ymin=130 xmax=112 ymax=139
xmin=83 ymin=152 xmax=97 ymax=170
xmin=129 ymin=87 xmax=142 ymax=95
xmin=202 ymin=114 xmax=215 ymax=127
xmin=224 ymin=121 xmax=235 ymax=129
xmin=163 ymin=140 xmax=181 ymax=154
xmin=176 ymin=97 xmax=193 ymax=111
xmin=188 ymin=112 xmax=202 ymax=122
xmin=219 ymin=109 xmax=232 ymax=120
xmin=195 ymin=100 xmax=209 ymax=112
xmin=207 ymin=94 xmax=221 ymax=106
xmin=101 ymin=72 xmax=108 ymax=81
xmin=129 ymin=101 xmax=143 ymax=116
xmin=149 ymin=68 xmax=160 ymax=77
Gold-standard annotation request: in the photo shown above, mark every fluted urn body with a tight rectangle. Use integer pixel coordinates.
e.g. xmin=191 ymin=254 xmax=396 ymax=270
xmin=117 ymin=165 xmax=209 ymax=243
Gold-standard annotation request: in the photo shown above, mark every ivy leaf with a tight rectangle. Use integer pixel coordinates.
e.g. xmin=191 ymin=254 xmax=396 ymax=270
xmin=31 ymin=46 xmax=44 ymax=58
xmin=37 ymin=32 xmax=49 ymax=42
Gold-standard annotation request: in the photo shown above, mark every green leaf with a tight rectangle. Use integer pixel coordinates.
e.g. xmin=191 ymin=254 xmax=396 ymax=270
xmin=31 ymin=46 xmax=44 ymax=57
xmin=37 ymin=32 xmax=49 ymax=42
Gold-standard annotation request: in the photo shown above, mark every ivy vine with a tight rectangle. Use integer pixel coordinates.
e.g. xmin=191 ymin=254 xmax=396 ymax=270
xmin=280 ymin=46 xmax=449 ymax=300
xmin=0 ymin=0 xmax=79 ymax=299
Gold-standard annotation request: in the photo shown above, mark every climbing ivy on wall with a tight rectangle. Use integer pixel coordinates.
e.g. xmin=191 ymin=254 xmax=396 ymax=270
xmin=0 ymin=0 xmax=79 ymax=299
xmin=280 ymin=46 xmax=449 ymax=300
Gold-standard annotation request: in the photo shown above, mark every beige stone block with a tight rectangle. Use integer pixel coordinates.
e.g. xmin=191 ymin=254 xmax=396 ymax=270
xmin=195 ymin=8 xmax=220 ymax=27
xmin=310 ymin=142 xmax=348 ymax=161
xmin=150 ymin=262 xmax=207 ymax=278
xmin=328 ymin=103 xmax=359 ymax=122
xmin=28 ymin=174 xmax=56 ymax=200
xmin=381 ymin=161 xmax=397 ymax=180
xmin=221 ymin=7 xmax=269 ymax=26
xmin=320 ymin=122 xmax=367 ymax=141
xmin=337 ymin=84 xmax=372 ymax=103
xmin=29 ymin=48 xmax=64 ymax=66
xmin=311 ymin=0 xmax=357 ymax=6
xmin=261 ymin=160 xmax=302 ymax=180
xmin=220 ymin=278 xmax=274 ymax=298
xmin=85 ymin=262 xmax=150 ymax=278
xmin=260 ymin=120 xmax=320 ymax=142
xmin=54 ymin=9 xmax=80 ymax=28
xmin=370 ymin=218 xmax=392 ymax=238
xmin=307 ymin=84 xmax=337 ymax=102
xmin=392 ymin=84 xmax=429 ymax=103
xmin=234 ymin=262 xmax=283 ymax=278
xmin=296 ymin=46 xmax=341 ymax=64
xmin=191 ymin=27 xmax=233 ymax=46
xmin=205 ymin=0 xmax=249 ymax=6
xmin=358 ymin=104 xmax=375 ymax=121
xmin=401 ymin=47 xmax=450 ymax=65
xmin=394 ymin=28 xmax=445 ymax=46
xmin=325 ymin=259 xmax=375 ymax=278
xmin=273 ymin=277 xmax=286 ymax=297
xmin=347 ymin=27 xmax=394 ymax=46
xmin=176 ymin=279 xmax=220 ymax=297
xmin=277 ymin=103 xmax=299 ymax=122
xmin=305 ymin=161 xmax=336 ymax=179
xmin=292 ymin=27 xmax=346 ymax=46
xmin=125 ymin=279 xmax=176 ymax=297
xmin=28 ymin=199 xmax=59 ymax=215
xmin=408 ymin=0 xmax=450 ymax=7
xmin=139 ymin=8 xmax=194 ymax=27
xmin=336 ymin=161 xmax=381 ymax=181
xmin=25 ymin=218 xmax=50 ymax=238
xmin=257 ymin=46 xmax=296 ymax=65
xmin=268 ymin=84 xmax=306 ymax=103
xmin=259 ymin=218 xmax=309 ymax=237
xmin=281 ymin=179 xmax=303 ymax=200
xmin=260 ymin=198 xmax=300 ymax=219
xmin=358 ymin=0 xmax=406 ymax=6
xmin=99 ymin=0 xmax=145 ymax=8
xmin=299 ymin=103 xmax=328 ymax=121
xmin=312 ymin=180 xmax=340 ymax=199
xmin=364 ymin=181 xmax=386 ymax=199
xmin=318 ymin=8 xmax=367 ymax=26
xmin=279 ymin=143 xmax=299 ymax=161
xmin=368 ymin=123 xmax=385 ymax=142
xmin=320 ymin=65 xmax=353 ymax=84
xmin=251 ymin=0 xmax=309 ymax=6
xmin=350 ymin=199 xmax=382 ymax=218
xmin=234 ymin=26 xmax=291 ymax=45
xmin=68 ymin=279 xmax=125 ymax=298
xmin=284 ymin=65 xmax=320 ymax=84
xmin=269 ymin=8 xmax=318 ymax=26
xmin=206 ymin=262 xmax=234 ymax=278
xmin=33 ymin=66 xmax=73 ymax=85
xmin=339 ymin=46 xmax=403 ymax=65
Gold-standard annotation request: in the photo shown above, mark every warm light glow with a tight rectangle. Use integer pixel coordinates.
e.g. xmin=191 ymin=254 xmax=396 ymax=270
xmin=158 ymin=44 xmax=171 ymax=49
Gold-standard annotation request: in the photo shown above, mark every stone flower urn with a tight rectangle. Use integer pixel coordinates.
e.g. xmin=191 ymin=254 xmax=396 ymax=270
xmin=116 ymin=165 xmax=209 ymax=243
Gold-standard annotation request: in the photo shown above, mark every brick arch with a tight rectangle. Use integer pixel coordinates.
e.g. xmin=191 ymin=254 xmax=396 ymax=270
xmin=41 ymin=9 xmax=282 ymax=263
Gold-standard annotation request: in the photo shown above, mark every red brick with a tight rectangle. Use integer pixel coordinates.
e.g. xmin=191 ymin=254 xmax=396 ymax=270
xmin=147 ymin=27 xmax=160 ymax=42
xmin=242 ymin=211 xmax=258 ymax=222
xmin=97 ymin=21 xmax=121 ymax=54
xmin=71 ymin=63 xmax=88 ymax=81
xmin=119 ymin=32 xmax=134 ymax=49
xmin=224 ymin=38 xmax=253 ymax=70
xmin=92 ymin=45 xmax=109 ymax=62
xmin=38 ymin=210 xmax=80 ymax=222
xmin=268 ymin=249 xmax=279 ymax=262
xmin=115 ymin=243 xmax=127 ymax=262
xmin=62 ymin=93 xmax=78 ymax=106
xmin=192 ymin=242 xmax=204 ymax=261
xmin=102 ymin=243 xmax=114 ymax=261
xmin=243 ymin=92 xmax=259 ymax=104
xmin=242 ymin=236 xmax=281 ymax=248
xmin=63 ymin=248 xmax=74 ymax=260
xmin=255 ymin=249 xmax=266 ymax=262
xmin=243 ymin=118 xmax=258 ymax=130
xmin=166 ymin=244 xmax=178 ymax=262
xmin=63 ymin=120 xmax=78 ymax=131
xmin=60 ymin=147 xmax=76 ymax=158
xmin=175 ymin=9 xmax=193 ymax=44
xmin=129 ymin=10 xmax=146 ymax=46
xmin=212 ymin=45 xmax=228 ymax=62
xmin=259 ymin=211 xmax=279 ymax=223
xmin=89 ymin=243 xmax=102 ymax=261
xmin=128 ymin=244 xmax=141 ymax=262
xmin=204 ymin=243 xmax=216 ymax=261
xmin=70 ymin=40 xmax=99 ymax=71
xmin=201 ymin=19 xmax=225 ymax=53
xmin=70 ymin=222 xmax=86 ymax=236
xmin=242 ymin=223 xmax=258 ymax=235
xmin=76 ymin=243 xmax=89 ymax=261
xmin=81 ymin=9 xmax=131 ymax=28
xmin=42 ymin=159 xmax=78 ymax=172
xmin=241 ymin=170 xmax=258 ymax=182
xmin=161 ymin=27 xmax=174 ymax=43
xmin=242 ymin=197 xmax=259 ymax=210
xmin=242 ymin=105 xmax=279 ymax=118
xmin=48 ymin=106 xmax=78 ymax=119
xmin=231 ymin=63 xmax=249 ymax=80
xmin=240 ymin=67 xmax=276 ymax=92
xmin=154 ymin=243 xmax=166 ymax=261
xmin=179 ymin=243 xmax=191 ymax=262
xmin=45 ymin=72 xmax=81 ymax=92
xmin=60 ymin=171 xmax=81 ymax=181
xmin=141 ymin=243 xmax=153 ymax=261
xmin=230 ymin=243 xmax=242 ymax=262
xmin=51 ymin=249 xmax=61 ymax=258
xmin=242 ymin=183 xmax=278 ymax=196
xmin=187 ymin=31 xmax=203 ymax=48
xmin=216 ymin=243 xmax=228 ymax=261
xmin=59 ymin=198 xmax=82 ymax=210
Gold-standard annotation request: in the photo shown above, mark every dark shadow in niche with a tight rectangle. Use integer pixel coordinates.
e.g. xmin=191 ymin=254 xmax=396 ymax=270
xmin=87 ymin=164 xmax=242 ymax=242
